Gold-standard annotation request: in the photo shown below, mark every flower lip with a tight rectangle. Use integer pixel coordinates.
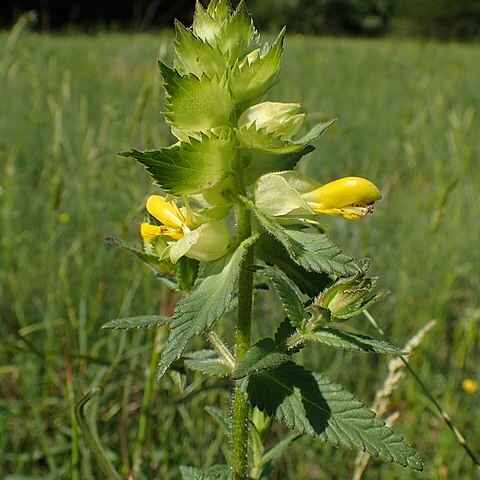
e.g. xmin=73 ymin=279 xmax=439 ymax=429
xmin=301 ymin=176 xmax=382 ymax=220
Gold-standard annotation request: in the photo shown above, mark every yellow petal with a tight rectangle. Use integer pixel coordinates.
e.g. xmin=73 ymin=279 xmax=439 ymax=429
xmin=140 ymin=223 xmax=163 ymax=243
xmin=302 ymin=177 xmax=381 ymax=219
xmin=462 ymin=378 xmax=479 ymax=394
xmin=146 ymin=195 xmax=186 ymax=229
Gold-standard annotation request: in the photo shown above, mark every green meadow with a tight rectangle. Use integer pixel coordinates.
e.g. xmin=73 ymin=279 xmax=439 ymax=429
xmin=1 ymin=27 xmax=479 ymax=479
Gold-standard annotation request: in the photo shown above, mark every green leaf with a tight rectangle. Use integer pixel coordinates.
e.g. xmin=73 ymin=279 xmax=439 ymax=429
xmin=243 ymin=362 xmax=423 ymax=471
xmin=180 ymin=464 xmax=232 ymax=480
xmin=302 ymin=328 xmax=405 ymax=355
xmin=236 ymin=120 xmax=334 ymax=155
xmin=233 ymin=338 xmax=290 ymax=379
xmin=192 ymin=2 xmax=224 ymax=46
xmin=229 ymin=29 xmax=284 ymax=104
xmin=157 ymin=235 xmax=257 ymax=380
xmin=217 ymin=2 xmax=259 ymax=62
xmin=183 ymin=350 xmax=232 ymax=377
xmin=284 ymin=228 xmax=360 ymax=276
xmin=159 ymin=62 xmax=234 ymax=137
xmin=178 ymin=256 xmax=200 ymax=292
xmin=205 ymin=405 xmax=232 ymax=435
xmin=255 ymin=233 xmax=330 ymax=297
xmin=256 ymin=266 xmax=306 ymax=327
xmin=274 ymin=318 xmax=299 ymax=352
xmin=101 ymin=316 xmax=169 ymax=330
xmin=206 ymin=0 xmax=231 ymax=21
xmin=244 ymin=199 xmax=360 ymax=277
xmin=174 ymin=20 xmax=227 ymax=78
xmin=244 ymin=145 xmax=315 ymax=185
xmin=120 ymin=130 xmax=235 ymax=196
xmin=104 ymin=236 xmax=177 ymax=288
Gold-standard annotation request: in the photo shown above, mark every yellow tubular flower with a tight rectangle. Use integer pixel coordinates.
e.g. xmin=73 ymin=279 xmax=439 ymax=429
xmin=140 ymin=194 xmax=231 ymax=262
xmin=141 ymin=195 xmax=187 ymax=243
xmin=301 ymin=177 xmax=382 ymax=220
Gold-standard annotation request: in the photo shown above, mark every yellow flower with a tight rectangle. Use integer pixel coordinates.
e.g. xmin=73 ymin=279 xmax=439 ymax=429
xmin=141 ymin=195 xmax=187 ymax=242
xmin=58 ymin=212 xmax=71 ymax=223
xmin=254 ymin=172 xmax=382 ymax=221
xmin=141 ymin=195 xmax=230 ymax=263
xmin=462 ymin=378 xmax=479 ymax=394
xmin=301 ymin=177 xmax=382 ymax=220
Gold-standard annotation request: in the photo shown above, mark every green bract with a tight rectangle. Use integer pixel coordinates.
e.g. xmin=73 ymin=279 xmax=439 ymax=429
xmin=109 ymin=1 xmax=422 ymax=478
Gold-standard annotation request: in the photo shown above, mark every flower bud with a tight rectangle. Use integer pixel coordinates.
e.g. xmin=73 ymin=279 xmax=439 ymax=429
xmin=238 ymin=102 xmax=305 ymax=140
xmin=310 ymin=275 xmax=388 ymax=321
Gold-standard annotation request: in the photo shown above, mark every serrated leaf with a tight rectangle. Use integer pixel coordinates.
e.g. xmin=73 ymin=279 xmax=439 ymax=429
xmin=159 ymin=63 xmax=234 ymax=137
xmin=256 ymin=266 xmax=306 ymax=327
xmin=184 ymin=350 xmax=232 ymax=377
xmin=219 ymin=2 xmax=259 ymax=63
xmin=274 ymin=318 xmax=298 ymax=351
xmin=244 ymin=198 xmax=360 ymax=277
xmin=236 ymin=120 xmax=334 ymax=155
xmin=120 ymin=131 xmax=235 ymax=196
xmin=174 ymin=20 xmax=227 ymax=78
xmin=255 ymin=233 xmax=330 ymax=297
xmin=233 ymin=338 xmax=290 ymax=379
xmin=229 ymin=29 xmax=284 ymax=104
xmin=178 ymin=256 xmax=200 ymax=292
xmin=180 ymin=464 xmax=232 ymax=480
xmin=243 ymin=362 xmax=423 ymax=471
xmin=207 ymin=0 xmax=231 ymax=21
xmin=157 ymin=235 xmax=257 ymax=380
xmin=101 ymin=316 xmax=169 ymax=330
xmin=284 ymin=228 xmax=360 ymax=276
xmin=302 ymin=328 xmax=405 ymax=355
xmin=105 ymin=236 xmax=177 ymax=288
xmin=192 ymin=2 xmax=224 ymax=46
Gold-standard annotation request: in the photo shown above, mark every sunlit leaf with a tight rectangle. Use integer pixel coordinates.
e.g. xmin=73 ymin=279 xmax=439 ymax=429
xmin=243 ymin=362 xmax=423 ymax=470
xmin=157 ymin=235 xmax=257 ymax=380
xmin=120 ymin=130 xmax=235 ymax=196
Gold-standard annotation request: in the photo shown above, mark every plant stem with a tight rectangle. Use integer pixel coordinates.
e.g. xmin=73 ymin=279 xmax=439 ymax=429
xmin=232 ymin=199 xmax=254 ymax=480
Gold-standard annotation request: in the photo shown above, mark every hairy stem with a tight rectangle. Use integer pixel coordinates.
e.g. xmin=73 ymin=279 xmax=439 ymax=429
xmin=231 ymin=199 xmax=254 ymax=480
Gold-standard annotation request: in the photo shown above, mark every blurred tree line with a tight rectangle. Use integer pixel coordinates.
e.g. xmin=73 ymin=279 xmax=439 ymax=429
xmin=247 ymin=0 xmax=480 ymax=40
xmin=1 ymin=0 xmax=480 ymax=40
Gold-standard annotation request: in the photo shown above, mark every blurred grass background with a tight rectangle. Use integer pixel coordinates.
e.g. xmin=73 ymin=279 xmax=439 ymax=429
xmin=0 ymin=24 xmax=479 ymax=479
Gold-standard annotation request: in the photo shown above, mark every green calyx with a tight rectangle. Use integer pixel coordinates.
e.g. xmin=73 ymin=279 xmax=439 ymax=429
xmin=309 ymin=274 xmax=389 ymax=322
